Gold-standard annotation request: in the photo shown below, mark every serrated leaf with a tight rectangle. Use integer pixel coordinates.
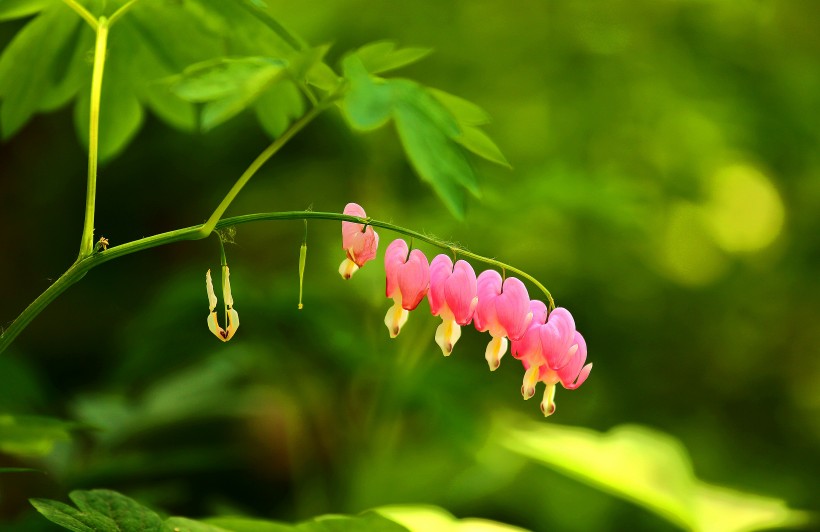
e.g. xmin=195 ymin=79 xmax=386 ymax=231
xmin=169 ymin=57 xmax=286 ymax=103
xmin=0 ymin=414 xmax=73 ymax=458
xmin=30 ymin=498 xmax=119 ymax=532
xmin=455 ymin=125 xmax=510 ymax=168
xmin=355 ymin=41 xmax=432 ymax=74
xmin=255 ymin=81 xmax=304 ymax=138
xmin=394 ymin=101 xmax=473 ymax=218
xmin=0 ymin=0 xmax=53 ymax=21
xmin=0 ymin=3 xmax=82 ymax=138
xmin=341 ymin=55 xmax=394 ymax=131
xmin=69 ymin=490 xmax=164 ymax=532
xmin=427 ymin=88 xmax=491 ymax=126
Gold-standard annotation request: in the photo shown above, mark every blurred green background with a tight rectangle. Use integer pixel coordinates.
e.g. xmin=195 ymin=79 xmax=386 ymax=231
xmin=1 ymin=0 xmax=819 ymax=530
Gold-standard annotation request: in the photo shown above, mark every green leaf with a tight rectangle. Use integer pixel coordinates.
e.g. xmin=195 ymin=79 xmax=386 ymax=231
xmin=427 ymin=88 xmax=491 ymax=126
xmin=0 ymin=467 xmax=41 ymax=473
xmin=69 ymin=490 xmax=164 ymax=531
xmin=0 ymin=3 xmax=82 ymax=138
xmin=501 ymin=420 xmax=811 ymax=532
xmin=169 ymin=57 xmax=286 ymax=103
xmin=0 ymin=414 xmax=73 ymax=457
xmin=0 ymin=0 xmax=53 ymax=21
xmin=255 ymin=81 xmax=305 ymax=139
xmin=164 ymin=517 xmax=233 ymax=532
xmin=355 ymin=41 xmax=432 ymax=75
xmin=341 ymin=55 xmax=394 ymax=131
xmin=295 ymin=513 xmax=408 ymax=532
xmin=375 ymin=505 xmax=528 ymax=532
xmin=455 ymin=125 xmax=511 ymax=168
xmin=204 ymin=517 xmax=294 ymax=532
xmin=30 ymin=498 xmax=119 ymax=532
xmin=74 ymin=64 xmax=145 ymax=162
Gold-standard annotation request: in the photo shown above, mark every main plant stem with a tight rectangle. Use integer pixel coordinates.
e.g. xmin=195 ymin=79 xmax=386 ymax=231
xmin=78 ymin=16 xmax=109 ymax=259
xmin=0 ymin=211 xmax=554 ymax=355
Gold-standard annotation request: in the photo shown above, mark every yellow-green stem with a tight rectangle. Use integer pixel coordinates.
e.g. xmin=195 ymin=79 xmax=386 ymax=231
xmin=78 ymin=16 xmax=109 ymax=259
xmin=61 ymin=0 xmax=97 ymax=29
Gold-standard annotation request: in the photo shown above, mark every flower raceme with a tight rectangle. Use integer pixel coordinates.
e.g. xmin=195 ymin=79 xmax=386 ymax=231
xmin=206 ymin=267 xmax=239 ymax=342
xmin=512 ymin=303 xmax=592 ymax=416
xmin=473 ymin=270 xmax=533 ymax=371
xmin=339 ymin=203 xmax=379 ymax=279
xmin=384 ymin=239 xmax=430 ymax=338
xmin=427 ymin=255 xmax=478 ymax=356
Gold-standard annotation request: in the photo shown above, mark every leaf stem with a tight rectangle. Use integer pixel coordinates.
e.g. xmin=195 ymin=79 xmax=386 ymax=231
xmin=198 ymin=92 xmax=342 ymax=238
xmin=61 ymin=0 xmax=98 ymax=30
xmin=78 ymin=16 xmax=109 ymax=259
xmin=108 ymin=0 xmax=141 ymax=27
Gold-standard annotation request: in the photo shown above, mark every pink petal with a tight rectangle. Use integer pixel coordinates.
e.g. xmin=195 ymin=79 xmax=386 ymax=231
xmin=474 ymin=270 xmax=502 ymax=332
xmin=557 ymin=331 xmax=589 ymax=389
xmin=511 ymin=325 xmax=542 ymax=361
xmin=398 ymin=249 xmax=430 ymax=310
xmin=342 ymin=203 xmax=367 ymax=249
xmin=495 ymin=277 xmax=531 ymax=341
xmin=384 ymin=239 xmax=408 ymax=298
xmin=540 ymin=307 xmax=577 ymax=369
xmin=529 ymin=300 xmax=549 ymax=328
xmin=427 ymin=254 xmax=453 ymax=316
xmin=444 ymin=260 xmax=477 ymax=325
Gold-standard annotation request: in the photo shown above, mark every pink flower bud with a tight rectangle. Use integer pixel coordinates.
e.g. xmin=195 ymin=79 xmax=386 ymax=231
xmin=383 ymin=239 xmax=430 ymax=338
xmin=474 ymin=271 xmax=532 ymax=341
xmin=427 ymin=255 xmax=478 ymax=355
xmin=339 ymin=203 xmax=379 ymax=279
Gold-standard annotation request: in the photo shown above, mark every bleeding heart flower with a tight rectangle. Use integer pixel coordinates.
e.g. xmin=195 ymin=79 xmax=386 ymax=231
xmin=427 ymin=255 xmax=478 ymax=355
xmin=514 ymin=305 xmax=592 ymax=416
xmin=384 ymin=239 xmax=430 ymax=338
xmin=473 ymin=270 xmax=532 ymax=370
xmin=339 ymin=203 xmax=379 ymax=279
xmin=206 ymin=267 xmax=239 ymax=342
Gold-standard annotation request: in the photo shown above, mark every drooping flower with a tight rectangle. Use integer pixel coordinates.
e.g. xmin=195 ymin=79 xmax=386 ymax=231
xmin=473 ymin=270 xmax=533 ymax=371
xmin=206 ymin=267 xmax=239 ymax=342
xmin=427 ymin=255 xmax=478 ymax=355
xmin=384 ymin=239 xmax=430 ymax=338
xmin=339 ymin=202 xmax=379 ymax=279
xmin=513 ymin=305 xmax=592 ymax=416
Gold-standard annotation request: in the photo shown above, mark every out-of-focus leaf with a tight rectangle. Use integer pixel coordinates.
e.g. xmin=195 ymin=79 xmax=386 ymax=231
xmin=164 ymin=517 xmax=232 ymax=532
xmin=169 ymin=57 xmax=286 ymax=103
xmin=255 ymin=81 xmax=305 ymax=138
xmin=30 ymin=498 xmax=119 ymax=532
xmin=69 ymin=490 xmax=164 ymax=531
xmin=204 ymin=516 xmax=293 ymax=532
xmin=0 ymin=0 xmax=52 ymax=20
xmin=455 ymin=125 xmax=511 ymax=168
xmin=341 ymin=55 xmax=394 ymax=131
xmin=0 ymin=3 xmax=82 ymax=138
xmin=375 ymin=505 xmax=528 ymax=532
xmin=0 ymin=355 xmax=46 ymax=411
xmin=295 ymin=512 xmax=408 ymax=532
xmin=0 ymin=414 xmax=73 ymax=457
xmin=394 ymin=100 xmax=475 ymax=218
xmin=501 ymin=420 xmax=811 ymax=532
xmin=355 ymin=41 xmax=432 ymax=74
xmin=427 ymin=88 xmax=491 ymax=126
xmin=74 ymin=63 xmax=145 ymax=162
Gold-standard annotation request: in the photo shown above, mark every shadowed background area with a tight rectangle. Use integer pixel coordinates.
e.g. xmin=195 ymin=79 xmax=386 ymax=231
xmin=1 ymin=0 xmax=819 ymax=530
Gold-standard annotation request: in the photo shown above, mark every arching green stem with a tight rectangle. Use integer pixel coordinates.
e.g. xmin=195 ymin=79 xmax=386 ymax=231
xmin=1 ymin=211 xmax=554 ymax=355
